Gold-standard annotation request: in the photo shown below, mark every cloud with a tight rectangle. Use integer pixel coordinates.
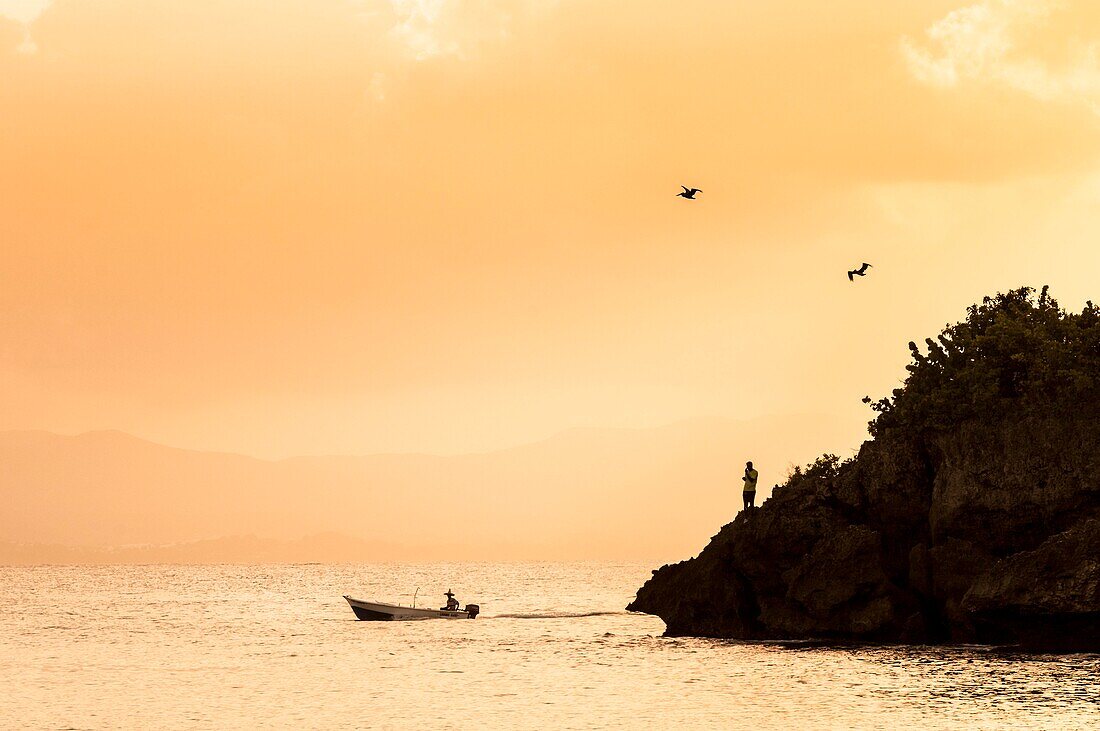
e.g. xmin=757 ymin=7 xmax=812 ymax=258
xmin=349 ymin=0 xmax=550 ymax=62
xmin=347 ymin=0 xmax=554 ymax=103
xmin=0 ymin=0 xmax=50 ymax=24
xmin=902 ymin=0 xmax=1100 ymax=112
xmin=0 ymin=0 xmax=50 ymax=53
xmin=389 ymin=0 xmax=459 ymax=60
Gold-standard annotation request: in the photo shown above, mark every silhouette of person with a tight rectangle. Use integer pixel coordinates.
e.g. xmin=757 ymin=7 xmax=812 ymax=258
xmin=443 ymin=590 xmax=459 ymax=611
xmin=742 ymin=461 xmax=759 ymax=509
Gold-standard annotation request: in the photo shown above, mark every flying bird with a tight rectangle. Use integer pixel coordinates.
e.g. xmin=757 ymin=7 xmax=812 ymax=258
xmin=847 ymin=262 xmax=872 ymax=281
xmin=677 ymin=186 xmax=701 ymax=200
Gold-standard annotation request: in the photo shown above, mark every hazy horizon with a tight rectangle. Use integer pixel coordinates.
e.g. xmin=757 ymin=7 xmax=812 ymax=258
xmin=0 ymin=409 xmax=863 ymax=459
xmin=0 ymin=412 xmax=854 ymax=563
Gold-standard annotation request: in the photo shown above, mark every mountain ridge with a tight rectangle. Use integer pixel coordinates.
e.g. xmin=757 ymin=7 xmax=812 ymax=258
xmin=1 ymin=413 xmax=855 ymax=563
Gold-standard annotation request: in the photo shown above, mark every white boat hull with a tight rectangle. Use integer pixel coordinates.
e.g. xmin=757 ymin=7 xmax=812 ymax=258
xmin=343 ymin=595 xmax=478 ymax=620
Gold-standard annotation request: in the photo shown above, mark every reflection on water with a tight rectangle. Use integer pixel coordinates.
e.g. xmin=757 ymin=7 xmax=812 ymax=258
xmin=3 ymin=563 xmax=1098 ymax=730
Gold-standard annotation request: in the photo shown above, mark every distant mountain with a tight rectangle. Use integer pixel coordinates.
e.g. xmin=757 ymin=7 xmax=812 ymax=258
xmin=0 ymin=415 xmax=857 ymax=564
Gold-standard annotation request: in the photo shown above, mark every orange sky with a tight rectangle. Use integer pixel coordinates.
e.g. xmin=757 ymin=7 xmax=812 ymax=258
xmin=3 ymin=0 xmax=1100 ymax=458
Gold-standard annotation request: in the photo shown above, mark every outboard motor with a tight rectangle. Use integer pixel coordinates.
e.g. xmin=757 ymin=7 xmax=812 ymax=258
xmin=463 ymin=604 xmax=480 ymax=619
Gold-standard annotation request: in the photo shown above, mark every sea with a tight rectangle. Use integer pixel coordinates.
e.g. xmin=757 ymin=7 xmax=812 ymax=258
xmin=3 ymin=562 xmax=1099 ymax=730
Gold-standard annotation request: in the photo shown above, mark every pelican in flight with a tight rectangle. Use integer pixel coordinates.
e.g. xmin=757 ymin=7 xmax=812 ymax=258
xmin=847 ymin=262 xmax=872 ymax=281
xmin=677 ymin=186 xmax=702 ymax=200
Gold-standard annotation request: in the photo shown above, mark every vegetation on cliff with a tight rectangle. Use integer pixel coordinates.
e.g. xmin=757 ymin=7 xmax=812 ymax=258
xmin=867 ymin=286 xmax=1100 ymax=436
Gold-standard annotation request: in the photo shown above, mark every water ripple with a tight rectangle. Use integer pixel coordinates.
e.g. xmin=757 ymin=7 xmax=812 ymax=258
xmin=2 ymin=563 xmax=1098 ymax=730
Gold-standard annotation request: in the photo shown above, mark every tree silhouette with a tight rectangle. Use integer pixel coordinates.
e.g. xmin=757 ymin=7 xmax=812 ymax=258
xmin=865 ymin=286 xmax=1100 ymax=437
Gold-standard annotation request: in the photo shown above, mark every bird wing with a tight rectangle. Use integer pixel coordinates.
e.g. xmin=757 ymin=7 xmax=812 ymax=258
xmin=681 ymin=185 xmax=690 ymax=193
xmin=860 ymin=262 xmax=872 ymax=273
xmin=847 ymin=271 xmax=854 ymax=281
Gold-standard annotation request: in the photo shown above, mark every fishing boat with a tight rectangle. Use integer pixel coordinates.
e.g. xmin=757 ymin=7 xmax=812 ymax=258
xmin=343 ymin=591 xmax=480 ymax=621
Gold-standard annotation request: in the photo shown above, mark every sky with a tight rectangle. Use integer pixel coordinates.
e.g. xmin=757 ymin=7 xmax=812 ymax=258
xmin=3 ymin=0 xmax=1100 ymax=459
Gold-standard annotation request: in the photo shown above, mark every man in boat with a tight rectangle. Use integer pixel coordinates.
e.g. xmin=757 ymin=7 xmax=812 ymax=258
xmin=442 ymin=590 xmax=459 ymax=611
xmin=742 ymin=461 xmax=759 ymax=509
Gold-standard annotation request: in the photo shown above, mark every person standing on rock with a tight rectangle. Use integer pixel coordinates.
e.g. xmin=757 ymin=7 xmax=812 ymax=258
xmin=742 ymin=461 xmax=759 ymax=509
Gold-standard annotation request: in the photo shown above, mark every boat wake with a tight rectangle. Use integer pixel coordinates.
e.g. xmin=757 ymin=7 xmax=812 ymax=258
xmin=490 ymin=611 xmax=631 ymax=620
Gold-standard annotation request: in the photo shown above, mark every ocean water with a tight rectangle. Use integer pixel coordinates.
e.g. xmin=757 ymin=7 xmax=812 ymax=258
xmin=2 ymin=563 xmax=1099 ymax=730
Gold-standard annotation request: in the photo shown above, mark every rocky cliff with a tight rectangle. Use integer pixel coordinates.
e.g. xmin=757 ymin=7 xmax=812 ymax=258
xmin=629 ymin=288 xmax=1100 ymax=650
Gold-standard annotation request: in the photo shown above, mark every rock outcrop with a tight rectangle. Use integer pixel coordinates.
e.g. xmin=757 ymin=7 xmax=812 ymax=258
xmin=629 ymin=288 xmax=1100 ymax=650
